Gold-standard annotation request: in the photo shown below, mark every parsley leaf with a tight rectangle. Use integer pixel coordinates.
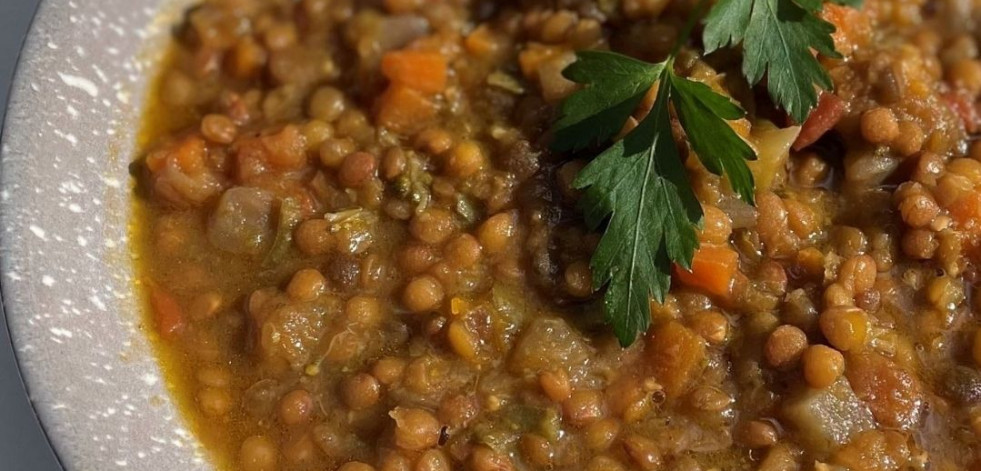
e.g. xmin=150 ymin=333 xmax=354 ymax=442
xmin=702 ymin=0 xmax=840 ymax=123
xmin=574 ymin=83 xmax=701 ymax=346
xmin=668 ymin=73 xmax=756 ymax=204
xmin=553 ymin=51 xmax=663 ymax=152
xmin=553 ymin=51 xmax=755 ymax=346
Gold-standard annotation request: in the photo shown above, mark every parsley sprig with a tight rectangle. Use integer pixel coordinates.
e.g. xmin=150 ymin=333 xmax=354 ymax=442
xmin=704 ymin=0 xmax=859 ymax=123
xmin=553 ymin=0 xmax=857 ymax=345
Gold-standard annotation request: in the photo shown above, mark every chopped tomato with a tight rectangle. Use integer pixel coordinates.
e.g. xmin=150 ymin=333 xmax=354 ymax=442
xmin=793 ymin=92 xmax=846 ymax=151
xmin=150 ymin=286 xmax=185 ymax=342
xmin=674 ymin=244 xmax=740 ymax=300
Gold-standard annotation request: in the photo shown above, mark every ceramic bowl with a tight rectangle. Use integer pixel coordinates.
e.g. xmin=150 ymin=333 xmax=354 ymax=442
xmin=1 ymin=1 xmax=212 ymax=469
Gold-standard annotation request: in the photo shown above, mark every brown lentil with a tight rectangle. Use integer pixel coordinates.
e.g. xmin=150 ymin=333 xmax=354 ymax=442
xmin=820 ymin=306 xmax=870 ymax=352
xmin=765 ymin=325 xmax=808 ymax=370
xmin=390 ymin=407 xmax=440 ymax=451
xmin=402 ymin=276 xmax=444 ymax=313
xmin=278 ymin=389 xmax=314 ymax=426
xmin=802 ymin=344 xmax=845 ymax=389
xmin=860 ymin=107 xmax=900 ymax=145
xmin=239 ymin=435 xmax=278 ymax=471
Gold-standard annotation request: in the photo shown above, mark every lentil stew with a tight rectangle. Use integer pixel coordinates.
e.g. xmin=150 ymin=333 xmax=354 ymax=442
xmin=134 ymin=0 xmax=981 ymax=470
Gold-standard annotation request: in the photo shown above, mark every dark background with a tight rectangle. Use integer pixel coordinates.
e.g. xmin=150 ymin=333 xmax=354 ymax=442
xmin=0 ymin=0 xmax=64 ymax=469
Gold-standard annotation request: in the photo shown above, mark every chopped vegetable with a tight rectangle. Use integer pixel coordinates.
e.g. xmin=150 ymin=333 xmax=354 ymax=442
xmin=376 ymin=85 xmax=437 ymax=134
xmin=465 ymin=25 xmax=505 ymax=59
xmin=381 ymin=50 xmax=448 ymax=93
xmin=262 ymin=197 xmax=301 ymax=267
xmin=207 ymin=187 xmax=276 ymax=255
xmin=454 ymin=194 xmax=481 ymax=225
xmin=845 ymin=352 xmax=924 ymax=430
xmin=792 ymin=92 xmax=845 ymax=150
xmin=674 ymin=244 xmax=740 ymax=299
xmin=749 ymin=121 xmax=802 ymax=190
xmin=150 ymin=286 xmax=185 ymax=341
xmin=645 ymin=321 xmax=707 ymax=399
xmin=510 ymin=318 xmax=594 ymax=375
xmin=324 ymin=208 xmax=377 ymax=255
xmin=781 ymin=378 xmax=876 ymax=453
xmin=394 ymin=153 xmax=433 ymax=213
xmin=487 ymin=70 xmax=525 ymax=94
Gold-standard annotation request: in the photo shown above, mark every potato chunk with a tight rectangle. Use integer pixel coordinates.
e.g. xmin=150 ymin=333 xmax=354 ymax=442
xmin=510 ymin=318 xmax=593 ymax=375
xmin=782 ymin=378 xmax=875 ymax=453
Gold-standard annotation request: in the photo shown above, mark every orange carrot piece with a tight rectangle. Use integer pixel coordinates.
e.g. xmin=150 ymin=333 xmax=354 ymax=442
xmin=376 ymin=84 xmax=437 ymax=135
xmin=150 ymin=286 xmax=186 ymax=342
xmin=674 ymin=244 xmax=740 ymax=299
xmin=793 ymin=92 xmax=845 ymax=151
xmin=645 ymin=321 xmax=706 ymax=399
xmin=381 ymin=50 xmax=448 ymax=94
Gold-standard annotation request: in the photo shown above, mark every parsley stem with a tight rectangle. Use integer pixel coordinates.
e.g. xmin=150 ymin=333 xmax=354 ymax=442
xmin=670 ymin=0 xmax=712 ymax=60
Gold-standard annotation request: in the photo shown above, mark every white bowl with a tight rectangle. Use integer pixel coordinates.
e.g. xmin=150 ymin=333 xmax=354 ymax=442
xmin=1 ymin=1 xmax=212 ymax=469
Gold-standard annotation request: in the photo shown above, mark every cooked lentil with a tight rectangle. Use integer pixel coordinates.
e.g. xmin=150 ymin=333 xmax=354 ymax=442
xmin=134 ymin=0 xmax=981 ymax=469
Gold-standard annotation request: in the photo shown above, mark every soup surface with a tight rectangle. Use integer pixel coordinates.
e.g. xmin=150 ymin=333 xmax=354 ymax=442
xmin=135 ymin=0 xmax=981 ymax=470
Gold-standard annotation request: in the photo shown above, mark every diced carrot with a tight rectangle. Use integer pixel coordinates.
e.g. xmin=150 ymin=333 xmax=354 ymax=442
xmin=260 ymin=124 xmax=307 ymax=169
xmin=150 ymin=286 xmax=185 ymax=342
xmin=674 ymin=244 xmax=740 ymax=299
xmin=645 ymin=321 xmax=706 ymax=399
xmin=381 ymin=50 xmax=448 ymax=94
xmin=376 ymin=84 xmax=437 ymax=135
xmin=518 ymin=43 xmax=560 ymax=81
xmin=793 ymin=92 xmax=845 ymax=151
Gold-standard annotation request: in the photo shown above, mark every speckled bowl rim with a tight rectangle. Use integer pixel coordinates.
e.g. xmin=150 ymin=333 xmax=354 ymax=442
xmin=0 ymin=1 xmax=211 ymax=470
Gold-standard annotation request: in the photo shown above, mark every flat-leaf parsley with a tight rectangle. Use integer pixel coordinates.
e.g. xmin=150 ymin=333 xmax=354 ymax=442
xmin=553 ymin=0 xmax=859 ymax=345
xmin=703 ymin=0 xmax=850 ymax=123
xmin=554 ymin=51 xmax=754 ymax=346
